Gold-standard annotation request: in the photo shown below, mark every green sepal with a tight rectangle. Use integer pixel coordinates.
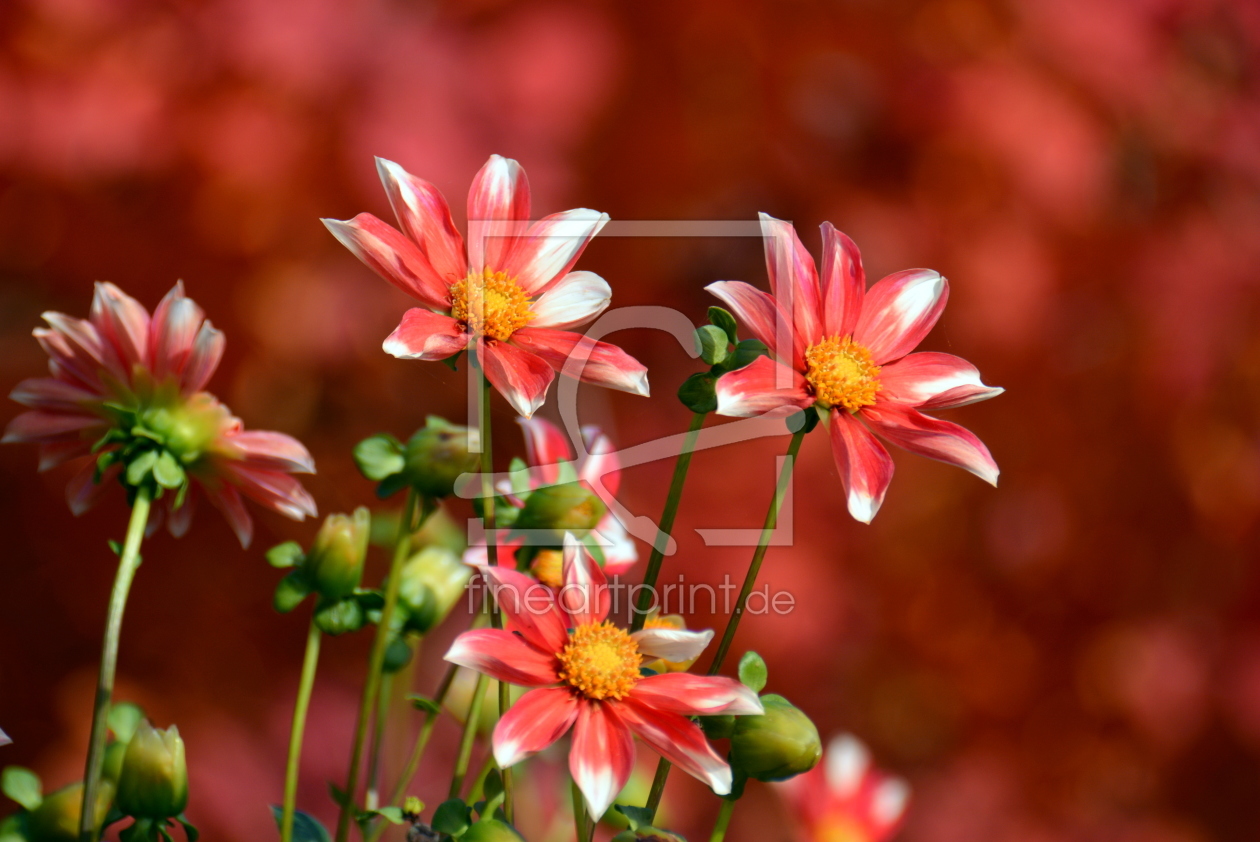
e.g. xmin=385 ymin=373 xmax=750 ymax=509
xmin=375 ymin=473 xmax=409 ymax=500
xmin=108 ymin=540 xmax=123 ymax=556
xmin=700 ymin=714 xmax=735 ymax=740
xmin=613 ymin=805 xmax=653 ymax=832
xmin=270 ymin=805 xmax=332 ymax=842
xmin=481 ymin=769 xmax=504 ymax=804
xmin=431 ymin=798 xmax=472 ymax=837
xmin=353 ymin=589 xmax=385 ymax=611
xmin=266 ymin=541 xmax=305 ymax=569
xmin=440 ymin=352 xmax=463 ymax=372
xmin=722 ymin=770 xmax=748 ymax=802
xmin=382 ymin=635 xmax=413 ymax=673
xmin=152 ymin=451 xmax=185 ymax=490
xmin=677 ymin=372 xmax=717 ymax=414
xmin=738 ymin=651 xmax=768 ymax=693
xmin=408 ymin=695 xmax=441 ymax=716
xmin=313 ymin=597 xmax=366 ymax=636
xmin=107 ymin=702 xmax=146 ymax=743
xmin=353 ymin=435 xmax=406 ymax=482
xmin=708 ymin=306 xmax=739 ymax=344
xmin=725 ymin=338 xmax=768 ymax=371
xmin=785 ymin=408 xmax=820 ymax=435
xmin=1 ymin=767 xmax=42 ymax=811
xmin=175 ymin=813 xmax=199 ymax=842
xmin=694 ymin=325 xmax=731 ymax=366
xmin=273 ymin=571 xmax=312 ymax=613
xmin=125 ymin=450 xmax=158 ymax=486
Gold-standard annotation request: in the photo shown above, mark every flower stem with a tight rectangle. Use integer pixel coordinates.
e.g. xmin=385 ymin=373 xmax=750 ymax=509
xmin=334 ymin=488 xmax=423 ymax=842
xmin=570 ymin=780 xmax=588 ymax=842
xmin=708 ymin=799 xmax=736 ymax=842
xmin=79 ymin=485 xmax=151 ymax=842
xmin=448 ymin=671 xmax=489 ymax=799
xmin=281 ymin=617 xmax=323 ymax=842
xmin=365 ymin=670 xmax=393 ymax=811
xmin=629 ymin=411 xmax=706 ymax=633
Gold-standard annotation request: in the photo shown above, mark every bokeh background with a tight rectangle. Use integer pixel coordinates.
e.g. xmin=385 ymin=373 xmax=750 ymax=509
xmin=3 ymin=0 xmax=1260 ymax=840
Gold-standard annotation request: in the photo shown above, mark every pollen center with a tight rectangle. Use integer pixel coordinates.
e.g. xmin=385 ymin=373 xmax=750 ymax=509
xmin=804 ymin=335 xmax=881 ymax=411
xmin=449 ymin=268 xmax=534 ymax=342
xmin=556 ymin=620 xmax=641 ymax=700
xmin=529 ymin=549 xmax=564 ymax=589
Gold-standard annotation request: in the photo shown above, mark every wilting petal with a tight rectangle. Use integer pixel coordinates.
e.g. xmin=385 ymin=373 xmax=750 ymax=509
xmin=830 ymin=410 xmax=895 ymax=524
xmin=819 ymin=222 xmax=866 ymax=338
xmin=382 ymin=309 xmax=470 ymax=361
xmin=445 ymin=628 xmax=560 ymax=686
xmin=509 ymin=328 xmax=649 ymax=398
xmin=90 ymin=282 xmax=150 ymax=369
xmin=629 ymin=674 xmax=764 ymax=716
xmin=375 ymin=158 xmax=467 ymax=282
xmin=506 ymin=210 xmax=610 ymax=296
xmin=231 ymin=431 xmax=315 ymax=473
xmin=570 ymin=701 xmax=635 ymax=818
xmin=705 ymin=281 xmax=798 ymax=366
xmin=2 ymin=411 xmax=102 ymax=443
xmin=878 ymin=352 xmax=1004 ymax=410
xmin=559 ymin=533 xmax=609 ymax=627
xmin=619 ymin=699 xmax=733 ymax=796
xmin=493 ymin=687 xmax=580 ymax=768
xmin=482 ymin=341 xmax=556 ymax=419
xmin=9 ymin=378 xmax=99 ymax=411
xmin=182 ymin=323 xmax=225 ymax=395
xmin=529 ymin=271 xmax=611 ymax=329
xmin=631 ymin=628 xmax=714 ymax=664
xmin=714 ymin=355 xmax=813 ymax=418
xmin=854 ymin=270 xmax=948 ymax=364
xmin=760 ymin=213 xmax=823 ymax=347
xmin=468 ymin=155 xmax=530 ymax=275
xmin=519 ymin=416 xmax=574 ymax=487
xmin=862 ymin=404 xmax=999 ymax=486
xmin=322 ymin=214 xmax=451 ymax=310
xmin=480 ymin=565 xmax=569 ymax=653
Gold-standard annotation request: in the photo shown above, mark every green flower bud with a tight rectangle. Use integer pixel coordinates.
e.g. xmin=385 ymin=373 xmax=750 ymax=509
xmin=313 ymin=597 xmax=366 ymax=636
xmin=404 ymin=419 xmax=479 ymax=499
xmin=305 ymin=508 xmax=371 ymax=600
xmin=729 ymin=694 xmax=821 ymax=782
xmin=514 ymin=482 xmax=605 ymax=537
xmin=460 ymin=819 xmax=525 ymax=841
xmin=396 ymin=546 xmax=472 ymax=635
xmin=140 ymin=393 xmax=231 ymax=464
xmin=116 ymin=721 xmax=188 ymax=819
xmin=27 ymin=782 xmax=113 ymax=842
xmin=101 ymin=741 xmax=128 ymax=782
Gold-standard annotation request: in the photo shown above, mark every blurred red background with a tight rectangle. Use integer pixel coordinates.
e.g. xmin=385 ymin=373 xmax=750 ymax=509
xmin=3 ymin=0 xmax=1260 ymax=840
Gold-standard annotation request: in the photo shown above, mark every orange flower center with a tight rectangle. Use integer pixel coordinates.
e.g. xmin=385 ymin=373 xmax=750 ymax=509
xmin=556 ymin=620 xmax=641 ymax=700
xmin=529 ymin=548 xmax=565 ymax=589
xmin=449 ymin=268 xmax=534 ymax=341
xmin=804 ymin=335 xmax=881 ymax=412
xmin=816 ymin=817 xmax=870 ymax=842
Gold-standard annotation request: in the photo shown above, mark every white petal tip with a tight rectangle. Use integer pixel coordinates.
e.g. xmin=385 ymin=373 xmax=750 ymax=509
xmin=848 ymin=495 xmax=879 ymax=524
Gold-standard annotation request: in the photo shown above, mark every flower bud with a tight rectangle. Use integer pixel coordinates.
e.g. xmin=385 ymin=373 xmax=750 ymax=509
xmin=397 ymin=546 xmax=472 ymax=635
xmin=116 ymin=721 xmax=188 ymax=819
xmin=404 ymin=418 xmax=479 ymax=499
xmin=729 ymin=694 xmax=821 ymax=782
xmin=514 ymin=483 xmax=605 ymax=537
xmin=305 ymin=507 xmax=371 ymax=601
xmin=611 ymin=829 xmax=688 ymax=842
xmin=459 ymin=819 xmax=525 ymax=841
xmin=102 ymin=740 xmax=129 ymax=782
xmin=27 ymin=782 xmax=114 ymax=842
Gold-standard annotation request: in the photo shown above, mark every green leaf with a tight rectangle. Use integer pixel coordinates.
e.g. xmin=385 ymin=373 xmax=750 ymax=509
xmin=152 ymin=451 xmax=185 ymax=489
xmin=726 ymin=338 xmax=768 ymax=372
xmin=327 ymin=782 xmax=351 ymax=808
xmin=482 ymin=769 xmax=504 ymax=803
xmin=407 ymin=695 xmax=441 ymax=716
xmin=371 ymin=807 xmax=403 ymax=825
xmin=375 ymin=473 xmax=409 ymax=500
xmin=125 ymin=449 xmax=158 ymax=487
xmin=708 ymin=306 xmax=739 ymax=344
xmin=266 ymin=541 xmax=305 ymax=569
xmin=313 ymin=597 xmax=366 ymax=636
xmin=107 ymin=702 xmax=145 ymax=742
xmin=694 ymin=325 xmax=731 ymax=366
xmin=270 ymin=806 xmax=332 ymax=842
xmin=613 ymin=805 xmax=653 ymax=831
xmin=677 ymin=372 xmax=717 ymax=414
xmin=1 ymin=766 xmax=42 ymax=811
xmin=273 ymin=571 xmax=312 ymax=613
xmin=431 ymin=798 xmax=471 ymax=837
xmin=353 ymin=589 xmax=385 ymax=611
xmin=738 ymin=651 xmax=768 ymax=693
xmin=108 ymin=540 xmax=123 ymax=556
xmin=176 ymin=813 xmax=199 ymax=842
xmin=353 ymin=435 xmax=406 ymax=482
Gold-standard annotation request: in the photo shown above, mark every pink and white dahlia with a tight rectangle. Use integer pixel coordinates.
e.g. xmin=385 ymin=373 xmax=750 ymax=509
xmin=445 ymin=535 xmax=762 ymax=818
xmin=3 ymin=282 xmax=317 ymax=547
xmin=465 ymin=416 xmax=636 ymax=580
xmin=323 ymin=155 xmax=649 ymax=418
xmin=711 ymin=214 xmax=1003 ymax=522
xmin=778 ymin=734 xmax=909 ymax=842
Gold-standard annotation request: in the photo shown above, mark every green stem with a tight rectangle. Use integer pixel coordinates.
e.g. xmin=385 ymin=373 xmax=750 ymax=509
xmin=708 ymin=799 xmax=735 ymax=842
xmin=334 ymin=488 xmax=423 ymax=842
xmin=79 ymin=485 xmax=152 ymax=842
xmin=570 ymin=780 xmax=587 ymax=842
xmin=467 ymin=751 xmax=498 ymax=804
xmin=449 ymin=671 xmax=489 ymax=799
xmin=281 ymin=617 xmax=323 ymax=842
xmin=630 ymin=412 xmax=706 ymax=632
xmin=365 ymin=670 xmax=393 ymax=811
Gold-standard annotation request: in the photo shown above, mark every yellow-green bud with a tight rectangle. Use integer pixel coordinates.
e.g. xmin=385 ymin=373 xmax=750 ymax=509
xmin=141 ymin=393 xmax=230 ymax=464
xmin=116 ymin=721 xmax=188 ymax=819
xmin=27 ymin=782 xmax=113 ymax=842
xmin=460 ymin=819 xmax=525 ymax=841
xmin=397 ymin=546 xmax=472 ymax=634
xmin=514 ymin=483 xmax=605 ymax=536
xmin=306 ymin=507 xmax=371 ymax=600
xmin=729 ymin=694 xmax=821 ymax=782
xmin=404 ymin=420 xmax=478 ymax=498
xmin=102 ymin=741 xmax=128 ymax=782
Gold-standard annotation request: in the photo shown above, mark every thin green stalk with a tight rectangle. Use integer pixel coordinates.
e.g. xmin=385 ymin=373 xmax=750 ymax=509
xmin=708 ymin=799 xmax=735 ymax=842
xmin=630 ymin=412 xmax=706 ymax=632
xmin=281 ymin=617 xmax=323 ymax=842
xmin=448 ymin=672 xmax=489 ymax=798
xmin=79 ymin=485 xmax=152 ymax=842
xmin=570 ymin=781 xmax=587 ymax=842
xmin=364 ymin=671 xmax=393 ymax=811
xmin=334 ymin=488 xmax=422 ymax=842
xmin=467 ymin=751 xmax=498 ymax=804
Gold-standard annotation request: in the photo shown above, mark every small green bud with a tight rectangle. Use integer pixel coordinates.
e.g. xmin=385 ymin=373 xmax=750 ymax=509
xmin=460 ymin=819 xmax=525 ymax=841
xmin=27 ymin=782 xmax=113 ymax=842
xmin=383 ymin=635 xmax=413 ymax=673
xmin=396 ymin=546 xmax=472 ymax=635
xmin=514 ymin=482 xmax=605 ymax=537
xmin=305 ymin=508 xmax=371 ymax=601
xmin=708 ymin=306 xmax=739 ymax=344
xmin=116 ymin=721 xmax=188 ymax=819
xmin=694 ymin=325 xmax=731 ymax=366
xmin=313 ymin=597 xmax=366 ymax=636
xmin=729 ymin=694 xmax=821 ymax=782
xmin=404 ymin=419 xmax=479 ymax=498
xmin=676 ymin=373 xmax=717 ymax=414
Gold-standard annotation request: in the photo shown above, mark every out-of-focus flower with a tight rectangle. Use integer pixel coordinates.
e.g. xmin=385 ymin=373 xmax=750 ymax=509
xmin=641 ymin=614 xmax=701 ymax=673
xmin=466 ymin=416 xmax=636 ymax=577
xmin=710 ymin=214 xmax=1003 ymax=522
xmin=3 ymin=282 xmax=316 ymax=546
xmin=445 ymin=534 xmax=762 ymax=818
xmin=26 ymin=781 xmax=114 ymax=842
xmin=304 ymin=507 xmax=371 ymax=601
xmin=777 ymin=734 xmax=909 ymax=842
xmin=323 ymin=155 xmax=649 ymax=418
xmin=116 ymin=720 xmax=188 ymax=820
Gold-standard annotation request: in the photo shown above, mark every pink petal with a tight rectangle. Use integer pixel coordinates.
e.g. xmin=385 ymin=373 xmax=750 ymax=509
xmin=504 ymin=210 xmax=609 ymax=296
xmin=580 ymin=425 xmax=621 ymax=500
xmin=149 ymin=282 xmax=205 ymax=381
xmin=375 ymin=158 xmax=467 ymax=282
xmin=167 ymin=488 xmax=197 ymax=538
xmin=39 ymin=440 xmax=92 ymax=471
xmin=878 ymin=352 xmax=1004 ymax=410
xmin=862 ymin=403 xmax=999 ymax=486
xmin=853 ymin=270 xmax=948 ymax=364
xmin=66 ymin=460 xmax=119 ymax=516
xmin=481 ymin=340 xmax=556 ymax=419
xmin=830 ymin=410 xmax=895 ymax=524
xmin=217 ymin=462 xmax=318 ymax=521
xmin=618 ymin=698 xmax=733 ymax=796
xmin=560 ymin=533 xmax=609 ymax=627
xmin=492 ymin=687 xmax=580 ymax=768
xmin=628 ymin=674 xmax=763 ymax=716
xmin=508 ymin=328 xmax=649 ymax=398
xmin=631 ymin=628 xmax=714 ymax=665
xmin=182 ymin=323 xmax=225 ymax=395
xmin=2 ymin=411 xmax=103 ymax=443
xmin=519 ymin=416 xmax=574 ymax=487
xmin=9 ymin=378 xmax=100 ymax=411
xmin=382 ymin=309 xmax=470 ymax=361
xmin=569 ymin=701 xmax=635 ymax=818
xmin=818 ymin=222 xmax=866 ymax=338
xmin=714 ymin=355 xmax=813 ymax=418
xmin=231 ymin=430 xmax=316 ymax=473
xmin=481 ymin=565 xmax=570 ymax=654
xmin=39 ymin=314 xmax=116 ymax=385
xmin=202 ymin=485 xmax=253 ymax=547
xmin=322 ymin=214 xmax=451 ymax=310
xmin=90 ymin=282 xmax=151 ymax=370
xmin=444 ymin=628 xmax=560 ymax=687
xmin=467 ymin=155 xmax=530 ymax=275
xmin=529 ymin=271 xmax=611 ymax=329
xmin=591 ymin=514 xmax=637 ymax=575
xmin=759 ymin=213 xmax=823 ymax=347
xmin=705 ymin=281 xmax=798 ymax=366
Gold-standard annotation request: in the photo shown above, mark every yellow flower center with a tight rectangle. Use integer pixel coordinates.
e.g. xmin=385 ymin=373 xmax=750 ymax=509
xmin=449 ymin=268 xmax=534 ymax=341
xmin=529 ymin=549 xmax=565 ymax=589
xmin=556 ymin=620 xmax=642 ymax=700
xmin=804 ymin=335 xmax=881 ymax=411
xmin=817 ymin=818 xmax=869 ymax=842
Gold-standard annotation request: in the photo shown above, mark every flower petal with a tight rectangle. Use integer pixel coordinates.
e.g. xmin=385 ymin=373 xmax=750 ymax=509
xmin=579 ymin=425 xmax=620 ymax=499
xmin=529 ymin=271 xmax=612 ymax=329
xmin=619 ymin=699 xmax=733 ymax=796
xmin=631 ymin=628 xmax=714 ymax=665
xmin=90 ymin=282 xmax=151 ymax=370
xmin=467 ymin=155 xmax=530 ymax=275
xmin=217 ymin=462 xmax=318 ymax=521
xmin=182 ymin=323 xmax=225 ymax=395
xmin=322 ymin=214 xmax=451 ymax=310
xmin=509 ymin=328 xmax=649 ymax=398
xmin=481 ymin=340 xmax=556 ymax=419
xmin=878 ymin=352 xmax=1004 ymax=410
xmin=591 ymin=512 xmax=637 ymax=575
xmin=559 ymin=533 xmax=609 ymax=627
xmin=505 ymin=210 xmax=609 ymax=296
xmin=518 ymin=416 xmax=574 ymax=487
xmin=39 ymin=440 xmax=91 ymax=471
xmin=830 ymin=410 xmax=895 ymax=524
xmin=375 ymin=158 xmax=467 ymax=282
xmin=480 ymin=565 xmax=569 ymax=654
xmin=2 ymin=411 xmax=102 ymax=443
xmin=760 ymin=213 xmax=822 ymax=347
xmin=493 ymin=687 xmax=580 ymax=768
xmin=9 ymin=378 xmax=99 ymax=411
xmin=67 ymin=460 xmax=118 ymax=517
xmin=167 ymin=488 xmax=197 ymax=539
xmin=862 ymin=403 xmax=999 ymax=486
xmin=230 ymin=430 xmax=316 ymax=473
xmin=202 ymin=485 xmax=254 ymax=547
xmin=705 ymin=281 xmax=798 ymax=366
xmin=444 ymin=628 xmax=560 ymax=687
xmin=149 ymin=282 xmax=207 ymax=381
xmin=628 ymin=673 xmax=764 ymax=716
xmin=382 ymin=309 xmax=470 ymax=361
xmin=570 ymin=701 xmax=635 ymax=819
xmin=714 ymin=355 xmax=813 ymax=418
xmin=853 ymin=269 xmax=948 ymax=364
xmin=819 ymin=222 xmax=866 ymax=338
xmin=39 ymin=314 xmax=115 ymax=385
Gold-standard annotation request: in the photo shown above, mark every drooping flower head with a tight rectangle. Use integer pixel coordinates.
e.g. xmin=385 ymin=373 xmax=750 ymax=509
xmin=3 ymin=282 xmax=317 ymax=546
xmin=710 ymin=214 xmax=1003 ymax=522
xmin=445 ymin=534 xmax=762 ymax=818
xmin=323 ymin=155 xmax=649 ymax=418
xmin=777 ymin=734 xmax=910 ymax=842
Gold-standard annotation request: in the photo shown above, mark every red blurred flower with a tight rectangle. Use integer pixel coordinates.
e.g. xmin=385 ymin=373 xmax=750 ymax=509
xmin=3 ymin=282 xmax=317 ymax=547
xmin=711 ymin=214 xmax=1003 ymax=522
xmin=445 ymin=535 xmax=761 ymax=818
xmin=324 ymin=155 xmax=649 ymax=418
xmin=778 ymin=734 xmax=909 ymax=842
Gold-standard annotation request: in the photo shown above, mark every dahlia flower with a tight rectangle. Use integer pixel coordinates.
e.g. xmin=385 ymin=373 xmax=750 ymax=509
xmin=711 ymin=214 xmax=1003 ymax=522
xmin=464 ymin=416 xmax=636 ymax=579
xmin=778 ymin=734 xmax=909 ymax=842
xmin=3 ymin=282 xmax=317 ymax=547
xmin=445 ymin=535 xmax=762 ymax=818
xmin=323 ymin=155 xmax=649 ymax=418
